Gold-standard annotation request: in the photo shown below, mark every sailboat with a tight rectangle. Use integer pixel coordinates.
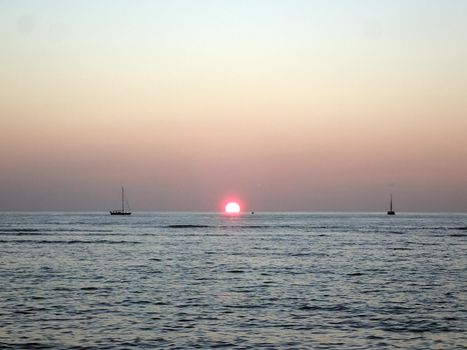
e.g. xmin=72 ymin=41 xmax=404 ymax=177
xmin=387 ymin=194 xmax=395 ymax=215
xmin=110 ymin=187 xmax=132 ymax=215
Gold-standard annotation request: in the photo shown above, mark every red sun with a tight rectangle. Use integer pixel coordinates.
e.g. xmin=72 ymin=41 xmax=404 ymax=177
xmin=225 ymin=202 xmax=241 ymax=213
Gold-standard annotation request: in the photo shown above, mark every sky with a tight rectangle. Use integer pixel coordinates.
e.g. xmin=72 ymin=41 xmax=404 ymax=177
xmin=1 ymin=0 xmax=467 ymax=212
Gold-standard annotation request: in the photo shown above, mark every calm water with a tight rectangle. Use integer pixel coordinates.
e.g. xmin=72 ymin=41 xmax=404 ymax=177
xmin=1 ymin=212 xmax=466 ymax=349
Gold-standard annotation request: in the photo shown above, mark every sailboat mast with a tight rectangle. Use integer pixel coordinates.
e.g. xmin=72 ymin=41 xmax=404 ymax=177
xmin=121 ymin=187 xmax=124 ymax=212
xmin=390 ymin=194 xmax=393 ymax=211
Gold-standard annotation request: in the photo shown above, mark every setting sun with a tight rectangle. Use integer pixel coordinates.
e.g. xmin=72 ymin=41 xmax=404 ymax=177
xmin=225 ymin=202 xmax=241 ymax=213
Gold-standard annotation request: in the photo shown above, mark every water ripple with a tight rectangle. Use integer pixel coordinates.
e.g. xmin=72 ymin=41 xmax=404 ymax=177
xmin=0 ymin=212 xmax=466 ymax=349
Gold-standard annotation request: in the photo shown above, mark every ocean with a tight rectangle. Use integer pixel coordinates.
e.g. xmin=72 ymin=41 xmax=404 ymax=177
xmin=0 ymin=212 xmax=466 ymax=349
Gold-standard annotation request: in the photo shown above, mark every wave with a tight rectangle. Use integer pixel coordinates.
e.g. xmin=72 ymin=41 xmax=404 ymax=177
xmin=298 ymin=303 xmax=349 ymax=312
xmin=449 ymin=233 xmax=467 ymax=237
xmin=165 ymin=224 xmax=298 ymax=229
xmin=449 ymin=226 xmax=467 ymax=231
xmin=417 ymin=226 xmax=467 ymax=231
xmin=167 ymin=224 xmax=210 ymax=228
xmin=0 ymin=228 xmax=112 ymax=233
xmin=3 ymin=224 xmax=466 ymax=236
xmin=0 ymin=228 xmax=114 ymax=236
xmin=0 ymin=342 xmax=57 ymax=350
xmin=0 ymin=239 xmax=140 ymax=244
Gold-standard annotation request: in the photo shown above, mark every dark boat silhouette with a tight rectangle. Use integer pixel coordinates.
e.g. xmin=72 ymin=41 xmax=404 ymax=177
xmin=387 ymin=194 xmax=395 ymax=215
xmin=110 ymin=187 xmax=132 ymax=215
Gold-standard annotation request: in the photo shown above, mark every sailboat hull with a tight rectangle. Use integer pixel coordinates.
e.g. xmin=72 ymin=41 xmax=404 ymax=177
xmin=387 ymin=211 xmax=395 ymax=215
xmin=110 ymin=210 xmax=131 ymax=215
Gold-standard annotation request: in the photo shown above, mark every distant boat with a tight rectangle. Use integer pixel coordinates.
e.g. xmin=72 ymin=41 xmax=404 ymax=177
xmin=387 ymin=194 xmax=395 ymax=215
xmin=110 ymin=187 xmax=132 ymax=215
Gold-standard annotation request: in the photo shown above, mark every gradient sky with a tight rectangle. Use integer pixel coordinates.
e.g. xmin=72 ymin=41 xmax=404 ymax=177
xmin=1 ymin=0 xmax=467 ymax=212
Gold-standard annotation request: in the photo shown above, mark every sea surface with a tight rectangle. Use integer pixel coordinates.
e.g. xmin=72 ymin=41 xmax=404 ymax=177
xmin=1 ymin=212 xmax=466 ymax=349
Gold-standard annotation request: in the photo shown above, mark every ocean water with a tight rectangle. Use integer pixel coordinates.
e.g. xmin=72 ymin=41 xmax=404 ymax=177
xmin=0 ymin=212 xmax=466 ymax=349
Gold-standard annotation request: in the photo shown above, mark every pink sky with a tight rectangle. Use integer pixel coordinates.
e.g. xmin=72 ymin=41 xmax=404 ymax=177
xmin=1 ymin=1 xmax=467 ymax=211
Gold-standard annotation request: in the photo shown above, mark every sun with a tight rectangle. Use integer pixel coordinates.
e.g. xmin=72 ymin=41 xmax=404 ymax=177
xmin=225 ymin=202 xmax=241 ymax=213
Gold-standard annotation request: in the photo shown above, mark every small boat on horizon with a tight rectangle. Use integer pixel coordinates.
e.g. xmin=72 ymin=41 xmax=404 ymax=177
xmin=387 ymin=194 xmax=395 ymax=215
xmin=110 ymin=187 xmax=132 ymax=215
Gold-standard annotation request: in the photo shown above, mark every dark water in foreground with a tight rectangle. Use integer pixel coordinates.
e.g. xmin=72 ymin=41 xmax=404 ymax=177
xmin=0 ymin=212 xmax=466 ymax=349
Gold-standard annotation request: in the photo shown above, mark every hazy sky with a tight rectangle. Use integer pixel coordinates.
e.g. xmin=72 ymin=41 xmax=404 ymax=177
xmin=1 ymin=0 xmax=467 ymax=211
